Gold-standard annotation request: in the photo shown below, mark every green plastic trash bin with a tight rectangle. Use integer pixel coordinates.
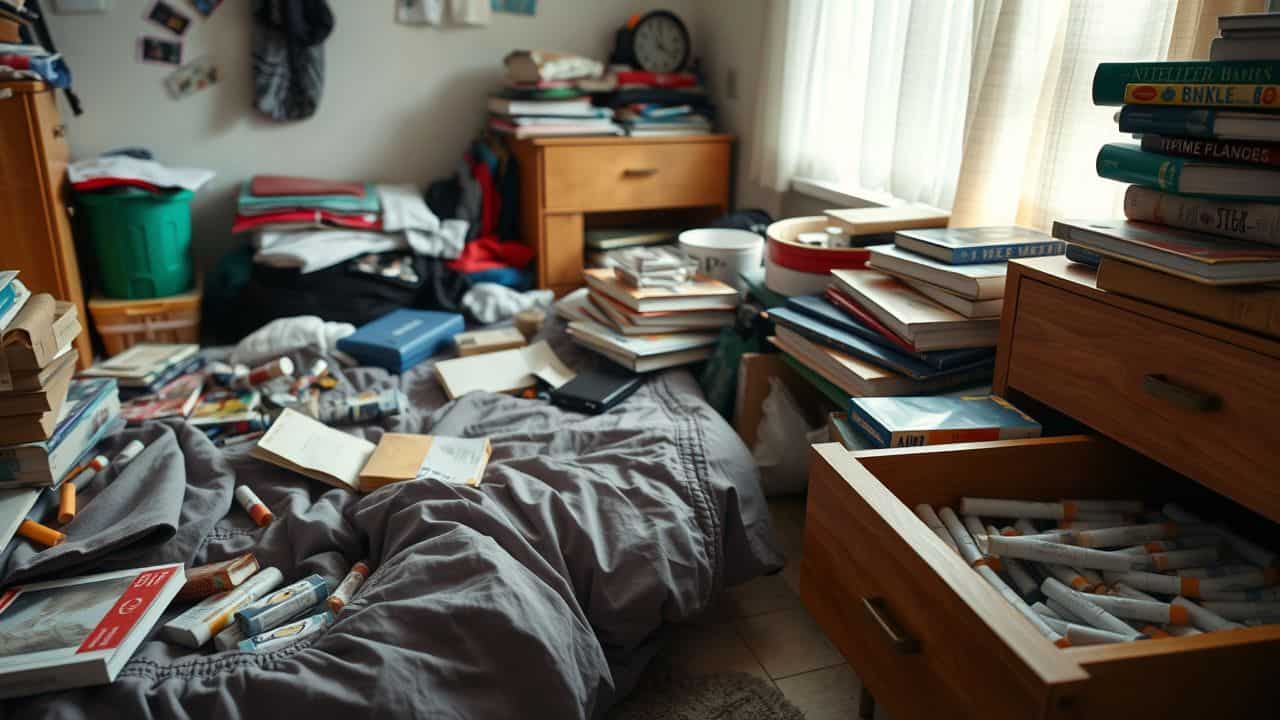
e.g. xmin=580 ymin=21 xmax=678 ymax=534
xmin=77 ymin=187 xmax=195 ymax=299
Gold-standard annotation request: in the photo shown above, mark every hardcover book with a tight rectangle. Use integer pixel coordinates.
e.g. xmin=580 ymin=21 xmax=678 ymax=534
xmin=1123 ymin=82 xmax=1280 ymax=110
xmin=1118 ymin=105 xmax=1280 ymax=142
xmin=0 ymin=378 xmax=121 ymax=487
xmin=120 ymin=371 xmax=205 ymax=425
xmin=583 ymin=268 xmax=738 ymax=313
xmin=1140 ymin=134 xmax=1280 ymax=169
xmin=867 ymin=244 xmax=1008 ymax=300
xmin=847 ymin=395 xmax=1041 ymax=449
xmin=1123 ymin=185 xmax=1280 ymax=246
xmin=768 ymin=333 xmax=993 ymax=398
xmin=1097 ymin=142 xmax=1280 ymax=200
xmin=893 ymin=226 xmax=1063 ymax=265
xmin=829 ymin=270 xmax=1001 ymax=351
xmin=336 ymin=309 xmax=464 ymax=373
xmin=250 ymin=409 xmax=377 ymax=491
xmin=0 ymin=564 xmax=185 ymax=700
xmin=1052 ymin=219 xmax=1280 ymax=284
xmin=1093 ymin=60 xmax=1280 ymax=105
xmin=79 ymin=343 xmax=199 ymax=388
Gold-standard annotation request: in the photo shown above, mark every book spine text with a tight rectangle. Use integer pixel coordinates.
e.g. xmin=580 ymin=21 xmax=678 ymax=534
xmin=1094 ymin=61 xmax=1280 ymax=105
xmin=1124 ymin=82 xmax=1280 ymax=110
xmin=1123 ymin=185 xmax=1280 ymax=246
xmin=1141 ymin=134 xmax=1280 ymax=168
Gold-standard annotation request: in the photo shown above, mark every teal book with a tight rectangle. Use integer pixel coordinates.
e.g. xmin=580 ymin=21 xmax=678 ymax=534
xmin=848 ymin=395 xmax=1041 ymax=449
xmin=1096 ymin=142 xmax=1280 ymax=200
xmin=1093 ymin=60 xmax=1280 ymax=105
xmin=238 ymin=183 xmax=380 ymax=214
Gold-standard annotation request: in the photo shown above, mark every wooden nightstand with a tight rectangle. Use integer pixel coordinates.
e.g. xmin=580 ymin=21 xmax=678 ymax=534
xmin=509 ymin=134 xmax=732 ymax=295
xmin=800 ymin=256 xmax=1280 ymax=719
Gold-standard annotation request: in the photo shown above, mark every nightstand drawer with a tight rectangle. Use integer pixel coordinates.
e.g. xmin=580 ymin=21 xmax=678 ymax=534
xmin=542 ymin=141 xmax=729 ymax=212
xmin=1006 ymin=280 xmax=1280 ymax=523
xmin=801 ymin=438 xmax=1280 ymax=720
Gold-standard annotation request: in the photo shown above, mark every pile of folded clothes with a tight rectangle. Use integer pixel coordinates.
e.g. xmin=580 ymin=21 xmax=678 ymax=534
xmin=236 ymin=175 xmax=469 ymax=274
xmin=67 ymin=154 xmax=214 ymax=196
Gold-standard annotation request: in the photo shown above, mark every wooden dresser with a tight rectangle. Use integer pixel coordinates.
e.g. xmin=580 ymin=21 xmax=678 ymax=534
xmin=510 ymin=134 xmax=732 ymax=295
xmin=800 ymin=256 xmax=1280 ymax=719
xmin=0 ymin=81 xmax=91 ymax=367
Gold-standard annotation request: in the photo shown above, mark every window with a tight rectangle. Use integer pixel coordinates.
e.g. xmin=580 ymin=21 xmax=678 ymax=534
xmin=750 ymin=0 xmax=1263 ymax=228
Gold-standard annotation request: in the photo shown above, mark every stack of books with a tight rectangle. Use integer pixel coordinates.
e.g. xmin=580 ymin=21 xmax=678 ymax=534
xmin=585 ymin=227 xmax=681 ymax=269
xmin=1054 ymin=11 xmax=1280 ymax=339
xmin=79 ymin=343 xmax=202 ymax=400
xmin=598 ymin=70 xmax=713 ymax=136
xmin=488 ymin=50 xmax=621 ymax=139
xmin=555 ymin=268 xmax=739 ymax=372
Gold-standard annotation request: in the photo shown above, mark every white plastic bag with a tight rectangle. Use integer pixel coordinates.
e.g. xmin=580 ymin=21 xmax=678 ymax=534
xmin=751 ymin=377 xmax=826 ymax=496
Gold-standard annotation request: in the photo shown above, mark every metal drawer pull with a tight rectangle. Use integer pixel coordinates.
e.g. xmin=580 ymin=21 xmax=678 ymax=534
xmin=862 ymin=597 xmax=919 ymax=654
xmin=622 ymin=167 xmax=658 ymax=177
xmin=1142 ymin=374 xmax=1221 ymax=412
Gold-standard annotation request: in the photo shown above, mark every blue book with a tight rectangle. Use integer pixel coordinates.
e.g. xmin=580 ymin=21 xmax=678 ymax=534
xmin=337 ymin=309 xmax=465 ymax=373
xmin=1064 ymin=244 xmax=1102 ymax=268
xmin=1117 ymin=105 xmax=1280 ymax=142
xmin=893 ymin=227 xmax=1064 ymax=265
xmin=0 ymin=271 xmax=16 ymax=321
xmin=0 ymin=378 xmax=121 ymax=486
xmin=848 ymin=395 xmax=1042 ymax=449
xmin=768 ymin=307 xmax=991 ymax=381
xmin=783 ymin=296 xmax=995 ymax=372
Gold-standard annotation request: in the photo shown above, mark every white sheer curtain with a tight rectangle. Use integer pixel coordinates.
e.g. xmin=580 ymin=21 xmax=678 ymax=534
xmin=749 ymin=0 xmax=1260 ymax=228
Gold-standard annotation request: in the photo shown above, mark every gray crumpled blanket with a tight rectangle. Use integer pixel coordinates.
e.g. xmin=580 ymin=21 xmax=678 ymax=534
xmin=3 ymin=324 xmax=784 ymax=719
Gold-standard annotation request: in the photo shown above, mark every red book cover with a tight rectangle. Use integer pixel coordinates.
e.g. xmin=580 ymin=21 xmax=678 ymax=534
xmin=231 ymin=209 xmax=381 ymax=234
xmin=614 ymin=70 xmax=700 ymax=88
xmin=120 ymin=372 xmax=205 ymax=424
xmin=823 ymin=286 xmax=920 ymax=354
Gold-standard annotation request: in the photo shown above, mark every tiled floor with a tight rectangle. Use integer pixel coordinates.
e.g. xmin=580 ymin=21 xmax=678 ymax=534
xmin=657 ymin=495 xmax=890 ymax=719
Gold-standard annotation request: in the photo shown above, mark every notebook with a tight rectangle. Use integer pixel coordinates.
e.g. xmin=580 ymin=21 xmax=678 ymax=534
xmin=250 ymin=409 xmax=376 ymax=491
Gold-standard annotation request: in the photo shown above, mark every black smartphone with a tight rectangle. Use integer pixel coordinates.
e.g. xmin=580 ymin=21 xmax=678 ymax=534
xmin=549 ymin=367 xmax=644 ymax=414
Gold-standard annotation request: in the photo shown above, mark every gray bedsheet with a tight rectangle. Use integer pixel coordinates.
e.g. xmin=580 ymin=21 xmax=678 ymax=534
xmin=4 ymin=323 xmax=784 ymax=719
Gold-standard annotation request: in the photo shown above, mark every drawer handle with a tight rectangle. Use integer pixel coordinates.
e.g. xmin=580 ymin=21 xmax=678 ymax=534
xmin=862 ymin=597 xmax=919 ymax=654
xmin=622 ymin=167 xmax=658 ymax=178
xmin=53 ymin=123 xmax=67 ymax=138
xmin=1142 ymin=374 xmax=1221 ymax=412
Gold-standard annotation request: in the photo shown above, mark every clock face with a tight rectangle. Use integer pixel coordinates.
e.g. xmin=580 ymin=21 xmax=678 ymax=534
xmin=632 ymin=13 xmax=689 ymax=73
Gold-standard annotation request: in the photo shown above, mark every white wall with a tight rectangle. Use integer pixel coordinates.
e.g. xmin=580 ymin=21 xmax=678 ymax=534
xmin=46 ymin=0 xmax=700 ymax=268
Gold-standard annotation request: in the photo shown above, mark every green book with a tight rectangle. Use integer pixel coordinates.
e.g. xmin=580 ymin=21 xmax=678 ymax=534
xmin=1096 ymin=142 xmax=1280 ymax=201
xmin=1093 ymin=60 xmax=1280 ymax=106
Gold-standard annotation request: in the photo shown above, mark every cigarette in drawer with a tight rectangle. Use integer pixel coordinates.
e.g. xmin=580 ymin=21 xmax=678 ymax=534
xmin=1033 ymin=608 xmax=1135 ymax=645
xmin=1057 ymin=518 xmax=1127 ymax=529
xmin=961 ymin=497 xmax=1141 ymax=521
xmin=1042 ymin=577 xmax=1144 ymax=638
xmin=1073 ymin=522 xmax=1210 ymax=548
xmin=1163 ymin=503 xmax=1279 ymax=568
xmin=1013 ymin=518 xmax=1038 ymax=536
xmin=1135 ymin=546 xmax=1222 ymax=571
xmin=938 ymin=507 xmax=998 ymax=570
xmin=1115 ymin=535 xmax=1220 ymax=555
xmin=1172 ymin=597 xmax=1245 ymax=632
xmin=963 ymin=514 xmax=991 ymax=553
xmin=975 ymin=564 xmax=1069 ymax=647
xmin=1108 ymin=581 xmax=1161 ymax=602
xmin=1200 ymin=600 xmax=1280 ymax=621
xmin=986 ymin=535 xmax=1138 ymax=571
xmin=1176 ymin=564 xmax=1263 ymax=578
xmin=1042 ymin=564 xmax=1100 ymax=592
xmin=988 ymin=525 xmax=1039 ymax=599
xmin=1194 ymin=587 xmax=1280 ymax=602
xmin=1103 ymin=569 xmax=1277 ymax=598
xmin=1070 ymin=588 xmax=1191 ymax=625
xmin=913 ymin=504 xmax=959 ymax=554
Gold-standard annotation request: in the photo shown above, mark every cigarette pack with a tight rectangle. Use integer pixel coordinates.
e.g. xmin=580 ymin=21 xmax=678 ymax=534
xmin=454 ymin=327 xmax=527 ymax=357
xmin=177 ymin=553 xmax=260 ymax=601
xmin=336 ymin=308 xmax=465 ymax=373
xmin=234 ymin=574 xmax=329 ymax=636
xmin=238 ymin=610 xmax=333 ymax=652
xmin=0 ymin=564 xmax=184 ymax=700
xmin=161 ymin=568 xmax=283 ymax=648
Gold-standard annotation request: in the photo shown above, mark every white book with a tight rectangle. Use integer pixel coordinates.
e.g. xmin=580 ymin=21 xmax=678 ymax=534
xmin=433 ymin=340 xmax=576 ymax=400
xmin=0 ymin=564 xmax=185 ymax=699
xmin=867 ymin=244 xmax=1007 ymax=300
xmin=486 ymin=96 xmax=604 ymax=117
xmin=831 ymin=269 xmax=1001 ymax=351
xmin=900 ymin=277 xmax=1004 ymax=319
xmin=250 ymin=409 xmax=376 ymax=491
xmin=79 ymin=343 xmax=198 ymax=381
xmin=581 ymin=339 xmax=715 ymax=373
xmin=566 ymin=320 xmax=718 ymax=359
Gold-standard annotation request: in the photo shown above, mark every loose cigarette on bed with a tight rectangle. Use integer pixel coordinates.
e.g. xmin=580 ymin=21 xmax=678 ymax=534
xmin=939 ymin=507 xmax=994 ymax=569
xmin=328 ymin=561 xmax=370 ymax=613
xmin=976 ymin=565 xmax=1068 ymax=647
xmin=961 ymin=498 xmax=1130 ymax=521
xmin=1041 ymin=577 xmax=1142 ymax=637
xmin=112 ymin=439 xmax=146 ymax=467
xmin=162 ymin=568 xmax=284 ymax=648
xmin=57 ymin=481 xmax=78 ymax=526
xmin=1134 ymin=546 xmax=1221 ymax=572
xmin=1043 ymin=564 xmax=1097 ymax=592
xmin=914 ymin=505 xmax=959 ymax=554
xmin=1199 ymin=600 xmax=1280 ymax=621
xmin=238 ymin=610 xmax=334 ymax=652
xmin=235 ymin=486 xmax=274 ymax=527
xmin=963 ymin=515 xmax=990 ymax=553
xmin=17 ymin=519 xmax=65 ymax=548
xmin=985 ymin=535 xmax=1137 ymax=572
xmin=1161 ymin=503 xmax=1278 ymax=568
xmin=1069 ymin=588 xmax=1190 ymax=625
xmin=999 ymin=525 xmax=1021 ymax=537
xmin=1172 ymin=596 xmax=1246 ymax=632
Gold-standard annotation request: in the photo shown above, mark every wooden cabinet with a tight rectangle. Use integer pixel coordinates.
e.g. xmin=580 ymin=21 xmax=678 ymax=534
xmin=0 ymin=81 xmax=90 ymax=367
xmin=510 ymin=134 xmax=732 ymax=296
xmin=800 ymin=255 xmax=1280 ymax=719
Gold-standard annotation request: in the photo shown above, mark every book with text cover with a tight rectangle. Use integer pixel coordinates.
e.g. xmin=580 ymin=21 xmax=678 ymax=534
xmin=1097 ymin=143 xmax=1280 ymax=200
xmin=0 ymin=378 xmax=120 ymax=488
xmin=0 ymin=564 xmax=185 ymax=700
xmin=1092 ymin=60 xmax=1280 ymax=105
xmin=78 ymin=343 xmax=199 ymax=388
xmin=867 ymin=244 xmax=1007 ymax=300
xmin=1123 ymin=185 xmax=1280 ymax=246
xmin=768 ymin=333 xmax=993 ymax=398
xmin=250 ymin=409 xmax=376 ymax=491
xmin=893 ymin=226 xmax=1063 ymax=265
xmin=358 ymin=433 xmax=492 ymax=492
xmin=1141 ymin=133 xmax=1280 ymax=169
xmin=1096 ymin=259 xmax=1280 ymax=339
xmin=583 ymin=268 xmax=738 ymax=313
xmin=848 ymin=395 xmax=1041 ymax=449
xmin=566 ymin=320 xmax=719 ymax=359
xmin=1052 ymin=219 xmax=1280 ymax=284
xmin=830 ymin=270 xmax=1001 ymax=351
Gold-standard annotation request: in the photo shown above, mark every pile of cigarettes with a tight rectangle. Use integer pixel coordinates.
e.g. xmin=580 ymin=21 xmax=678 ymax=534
xmin=916 ymin=498 xmax=1278 ymax=646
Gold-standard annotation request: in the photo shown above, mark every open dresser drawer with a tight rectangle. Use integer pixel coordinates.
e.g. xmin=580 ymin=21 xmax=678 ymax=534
xmin=800 ymin=436 xmax=1280 ymax=720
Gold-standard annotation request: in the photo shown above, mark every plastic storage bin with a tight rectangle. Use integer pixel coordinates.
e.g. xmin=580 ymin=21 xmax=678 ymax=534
xmin=77 ymin=187 xmax=195 ymax=299
xmin=88 ymin=285 xmax=202 ymax=357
